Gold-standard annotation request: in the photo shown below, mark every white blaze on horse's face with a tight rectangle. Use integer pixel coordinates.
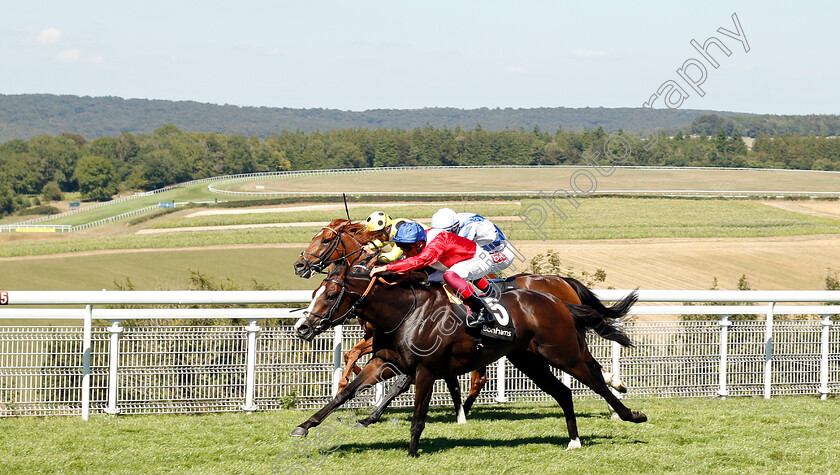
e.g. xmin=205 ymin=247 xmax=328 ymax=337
xmin=295 ymin=285 xmax=326 ymax=331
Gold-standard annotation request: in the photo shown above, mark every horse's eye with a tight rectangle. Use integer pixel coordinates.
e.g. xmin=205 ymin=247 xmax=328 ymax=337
xmin=326 ymin=292 xmax=339 ymax=300
xmin=321 ymin=238 xmax=332 ymax=244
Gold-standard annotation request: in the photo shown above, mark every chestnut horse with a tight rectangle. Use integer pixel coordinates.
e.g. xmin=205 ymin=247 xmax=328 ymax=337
xmin=292 ymin=256 xmax=646 ymax=456
xmin=292 ymin=219 xmax=628 ymax=414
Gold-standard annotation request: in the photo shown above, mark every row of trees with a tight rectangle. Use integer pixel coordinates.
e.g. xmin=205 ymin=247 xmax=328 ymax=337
xmin=692 ymin=113 xmax=840 ymax=138
xmin=2 ymin=124 xmax=840 ymax=216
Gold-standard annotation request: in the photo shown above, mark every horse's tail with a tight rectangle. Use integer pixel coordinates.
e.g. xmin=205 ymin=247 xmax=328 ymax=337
xmin=563 ymin=276 xmax=637 ymax=321
xmin=566 ymin=302 xmax=635 ymax=347
xmin=562 ymin=279 xmax=637 ymax=348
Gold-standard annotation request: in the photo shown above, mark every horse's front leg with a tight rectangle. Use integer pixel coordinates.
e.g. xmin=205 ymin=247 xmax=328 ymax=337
xmin=291 ymin=357 xmax=397 ymax=437
xmin=355 ymin=373 xmax=413 ymax=427
xmin=408 ymin=366 xmax=436 ymax=457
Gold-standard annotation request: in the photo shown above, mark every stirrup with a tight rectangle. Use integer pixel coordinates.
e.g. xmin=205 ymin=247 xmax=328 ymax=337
xmin=466 ymin=307 xmax=494 ymax=328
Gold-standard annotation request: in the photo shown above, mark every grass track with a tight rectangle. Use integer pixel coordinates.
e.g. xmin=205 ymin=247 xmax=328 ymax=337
xmin=1 ymin=398 xmax=838 ymax=474
xmin=146 ymin=199 xmax=840 ymax=241
xmin=229 ymin=167 xmax=840 ymax=194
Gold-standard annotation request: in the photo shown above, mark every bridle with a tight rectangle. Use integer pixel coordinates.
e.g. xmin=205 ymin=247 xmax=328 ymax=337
xmin=307 ymin=264 xmax=418 ymax=335
xmin=299 ymin=225 xmax=368 ymax=275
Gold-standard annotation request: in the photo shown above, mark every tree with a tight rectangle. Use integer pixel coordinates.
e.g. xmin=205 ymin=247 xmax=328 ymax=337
xmin=74 ymin=155 xmax=119 ymax=201
xmin=132 ymin=149 xmax=178 ymax=190
xmin=0 ymin=178 xmax=17 ymax=216
xmin=41 ymin=181 xmax=63 ymax=202
xmin=29 ymin=135 xmax=80 ymax=190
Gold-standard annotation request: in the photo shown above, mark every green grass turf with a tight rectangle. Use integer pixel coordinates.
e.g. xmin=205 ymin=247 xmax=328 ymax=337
xmin=7 ymin=167 xmax=839 ymax=228
xmin=151 ymin=198 xmax=840 ymax=240
xmin=0 ymin=248 xmax=309 ymax=291
xmin=0 ymin=397 xmax=838 ymax=474
xmin=2 ymin=198 xmax=839 ymax=259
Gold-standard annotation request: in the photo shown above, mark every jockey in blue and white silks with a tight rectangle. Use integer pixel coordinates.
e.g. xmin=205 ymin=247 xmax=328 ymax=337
xmin=430 ymin=208 xmax=515 ymax=283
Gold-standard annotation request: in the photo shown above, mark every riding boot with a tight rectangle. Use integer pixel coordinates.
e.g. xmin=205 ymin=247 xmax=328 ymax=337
xmin=465 ymin=294 xmax=495 ymax=328
xmin=472 ymin=277 xmax=491 ymax=296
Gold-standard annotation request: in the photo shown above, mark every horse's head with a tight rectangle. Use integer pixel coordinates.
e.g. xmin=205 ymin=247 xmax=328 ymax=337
xmin=293 ymin=219 xmax=365 ymax=278
xmin=294 ymin=256 xmax=377 ymax=341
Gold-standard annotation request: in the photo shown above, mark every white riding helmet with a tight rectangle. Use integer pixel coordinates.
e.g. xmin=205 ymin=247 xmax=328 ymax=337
xmin=431 ymin=208 xmax=458 ymax=231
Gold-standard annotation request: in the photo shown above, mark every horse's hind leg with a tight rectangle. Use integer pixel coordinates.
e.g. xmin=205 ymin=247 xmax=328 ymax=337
xmin=444 ymin=376 xmax=467 ymax=424
xmin=462 ymin=368 xmax=487 ymax=415
xmin=338 ymin=337 xmax=373 ymax=391
xmin=506 ymin=351 xmax=581 ymax=450
xmin=564 ymin=358 xmax=646 ymax=423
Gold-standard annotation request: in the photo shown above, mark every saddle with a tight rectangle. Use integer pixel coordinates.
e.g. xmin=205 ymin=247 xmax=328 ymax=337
xmin=442 ymin=285 xmax=516 ymax=342
xmin=488 ymin=276 xmax=520 ymax=295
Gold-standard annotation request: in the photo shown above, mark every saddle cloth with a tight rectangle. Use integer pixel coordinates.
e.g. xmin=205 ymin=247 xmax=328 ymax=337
xmin=442 ymin=285 xmax=516 ymax=341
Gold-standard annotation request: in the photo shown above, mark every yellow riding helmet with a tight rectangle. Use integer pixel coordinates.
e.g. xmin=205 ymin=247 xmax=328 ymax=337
xmin=365 ymin=211 xmax=392 ymax=232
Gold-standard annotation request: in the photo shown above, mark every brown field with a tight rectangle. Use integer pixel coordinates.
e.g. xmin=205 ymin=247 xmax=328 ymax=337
xmin=3 ymin=236 xmax=838 ymax=292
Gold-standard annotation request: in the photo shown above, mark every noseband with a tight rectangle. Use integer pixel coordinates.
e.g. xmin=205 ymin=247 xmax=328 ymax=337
xmin=307 ymin=264 xmax=418 ymax=335
xmin=307 ymin=264 xmax=372 ymax=328
xmin=299 ymin=226 xmax=367 ymax=275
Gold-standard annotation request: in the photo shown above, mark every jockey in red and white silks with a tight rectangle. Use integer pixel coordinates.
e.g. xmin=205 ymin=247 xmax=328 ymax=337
xmin=370 ymin=223 xmax=495 ymax=327
xmin=430 ymin=208 xmax=515 ymax=278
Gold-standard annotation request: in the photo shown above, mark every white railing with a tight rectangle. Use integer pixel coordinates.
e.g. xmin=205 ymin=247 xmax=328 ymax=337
xmin=0 ymin=289 xmax=838 ymax=419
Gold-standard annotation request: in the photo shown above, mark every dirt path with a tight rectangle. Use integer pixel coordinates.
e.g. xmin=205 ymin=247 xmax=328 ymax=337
xmin=186 ymin=201 xmax=520 ymax=217
xmin=136 ymin=216 xmax=522 ymax=234
xmin=758 ymin=200 xmax=840 ymax=220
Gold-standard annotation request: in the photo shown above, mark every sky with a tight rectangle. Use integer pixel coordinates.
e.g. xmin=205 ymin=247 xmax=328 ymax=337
xmin=1 ymin=1 xmax=838 ymax=115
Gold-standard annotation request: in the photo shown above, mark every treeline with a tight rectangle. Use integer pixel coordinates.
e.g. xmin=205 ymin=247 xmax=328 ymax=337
xmin=0 ymin=94 xmax=733 ymax=142
xmin=2 ymin=124 xmax=840 ymax=216
xmin=692 ymin=113 xmax=840 ymax=138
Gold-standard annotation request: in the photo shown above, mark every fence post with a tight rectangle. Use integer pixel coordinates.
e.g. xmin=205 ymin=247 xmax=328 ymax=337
xmin=242 ymin=319 xmax=260 ymax=413
xmin=104 ymin=320 xmax=123 ymax=415
xmin=764 ymin=303 xmax=775 ymax=399
xmin=331 ymin=325 xmax=343 ymax=397
xmin=718 ymin=315 xmax=731 ymax=399
xmin=611 ymin=340 xmax=622 ymax=399
xmin=819 ymin=314 xmax=832 ymax=401
xmin=495 ymin=356 xmax=508 ymax=402
xmin=562 ymin=371 xmax=571 ymax=388
xmin=82 ymin=304 xmax=92 ymax=420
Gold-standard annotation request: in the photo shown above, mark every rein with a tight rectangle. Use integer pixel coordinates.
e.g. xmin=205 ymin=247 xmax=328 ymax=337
xmin=300 ymin=225 xmax=368 ymax=274
xmin=311 ymin=268 xmax=418 ymax=336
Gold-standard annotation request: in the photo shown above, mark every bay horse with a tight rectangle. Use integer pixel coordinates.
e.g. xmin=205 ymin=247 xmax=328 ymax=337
xmin=292 ymin=219 xmax=477 ymax=423
xmin=292 ymin=219 xmax=629 ymax=413
xmin=291 ymin=256 xmax=646 ymax=456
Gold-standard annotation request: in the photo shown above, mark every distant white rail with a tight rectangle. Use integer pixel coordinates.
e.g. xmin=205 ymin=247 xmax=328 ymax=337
xmin=1 ymin=289 xmax=838 ymax=418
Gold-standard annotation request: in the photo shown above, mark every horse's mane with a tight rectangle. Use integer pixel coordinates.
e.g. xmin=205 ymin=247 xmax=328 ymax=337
xmin=326 ymin=218 xmax=387 ymax=244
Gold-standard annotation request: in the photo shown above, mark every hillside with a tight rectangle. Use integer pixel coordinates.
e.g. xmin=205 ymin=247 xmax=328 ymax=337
xmin=0 ymin=94 xmax=732 ymax=142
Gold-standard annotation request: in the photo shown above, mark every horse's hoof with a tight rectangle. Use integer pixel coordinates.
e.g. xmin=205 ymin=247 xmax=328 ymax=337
xmin=632 ymin=411 xmax=647 ymax=423
xmin=354 ymin=421 xmax=371 ymax=429
xmin=290 ymin=426 xmax=309 ymax=437
xmin=610 ymin=411 xmax=620 ymax=421
xmin=565 ymin=438 xmax=582 ymax=451
xmin=615 ymin=382 xmax=628 ymax=394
